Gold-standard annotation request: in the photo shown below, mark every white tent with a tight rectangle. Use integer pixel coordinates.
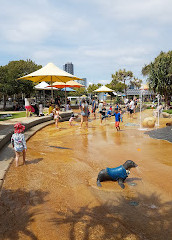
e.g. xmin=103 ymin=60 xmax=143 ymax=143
xmin=94 ymin=85 xmax=113 ymax=101
xmin=35 ymin=81 xmax=57 ymax=90
xmin=34 ymin=81 xmax=58 ymax=106
xmin=94 ymin=85 xmax=113 ymax=92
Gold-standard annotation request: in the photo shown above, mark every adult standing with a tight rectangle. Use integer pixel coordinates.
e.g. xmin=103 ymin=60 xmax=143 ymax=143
xmin=55 ymin=96 xmax=61 ymax=107
xmin=129 ymin=99 xmax=135 ymax=118
xmin=25 ymin=96 xmax=31 ymax=117
xmin=98 ymin=100 xmax=104 ymax=124
xmin=92 ymin=97 xmax=97 ymax=119
xmin=80 ymin=99 xmax=89 ymax=128
xmin=66 ymin=98 xmax=71 ymax=111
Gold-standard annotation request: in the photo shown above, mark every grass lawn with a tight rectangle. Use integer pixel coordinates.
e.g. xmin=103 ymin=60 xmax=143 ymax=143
xmin=163 ymin=109 xmax=172 ymax=114
xmin=0 ymin=112 xmax=26 ymax=121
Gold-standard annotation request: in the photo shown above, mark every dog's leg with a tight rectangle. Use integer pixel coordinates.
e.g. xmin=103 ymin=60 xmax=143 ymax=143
xmin=118 ymin=178 xmax=125 ymax=189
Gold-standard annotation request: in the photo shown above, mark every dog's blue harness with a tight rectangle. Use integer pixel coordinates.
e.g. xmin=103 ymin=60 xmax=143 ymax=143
xmin=106 ymin=165 xmax=129 ymax=180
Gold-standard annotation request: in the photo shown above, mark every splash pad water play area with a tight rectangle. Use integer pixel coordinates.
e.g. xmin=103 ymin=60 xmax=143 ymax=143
xmin=0 ymin=109 xmax=172 ymax=240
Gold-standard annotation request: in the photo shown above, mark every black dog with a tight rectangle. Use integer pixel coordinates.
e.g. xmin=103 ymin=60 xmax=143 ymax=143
xmin=97 ymin=160 xmax=138 ymax=189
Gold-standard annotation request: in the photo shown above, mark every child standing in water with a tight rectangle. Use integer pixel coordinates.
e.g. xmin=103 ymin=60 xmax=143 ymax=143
xmin=53 ymin=105 xmax=61 ymax=128
xmin=69 ymin=113 xmax=76 ymax=126
xmin=11 ymin=123 xmax=27 ymax=167
xmin=112 ymin=108 xmax=121 ymax=131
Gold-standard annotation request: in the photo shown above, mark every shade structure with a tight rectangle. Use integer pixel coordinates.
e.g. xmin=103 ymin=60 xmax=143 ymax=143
xmin=94 ymin=86 xmax=113 ymax=101
xmin=18 ymin=62 xmax=82 ymax=103
xmin=34 ymin=81 xmax=57 ymax=90
xmin=50 ymin=80 xmax=84 ymax=109
xmin=34 ymin=81 xmax=58 ymax=107
xmin=18 ymin=62 xmax=82 ymax=83
xmin=94 ymin=85 xmax=113 ymax=92
xmin=51 ymin=80 xmax=84 ymax=88
xmin=61 ymin=87 xmax=75 ymax=92
xmin=140 ymin=84 xmax=149 ymax=90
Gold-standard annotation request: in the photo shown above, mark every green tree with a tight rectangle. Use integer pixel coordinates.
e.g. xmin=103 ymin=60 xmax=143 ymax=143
xmin=141 ymin=51 xmax=172 ymax=105
xmin=87 ymin=83 xmax=102 ymax=94
xmin=69 ymin=87 xmax=88 ymax=97
xmin=0 ymin=60 xmax=42 ymax=109
xmin=111 ymin=69 xmax=133 ymax=94
xmin=129 ymin=77 xmax=142 ymax=89
xmin=106 ymin=81 xmax=125 ymax=93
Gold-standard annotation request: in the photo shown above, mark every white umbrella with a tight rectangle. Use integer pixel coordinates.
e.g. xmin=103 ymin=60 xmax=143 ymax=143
xmin=94 ymin=85 xmax=113 ymax=92
xmin=95 ymin=86 xmax=113 ymax=101
xmin=34 ymin=81 xmax=58 ymax=107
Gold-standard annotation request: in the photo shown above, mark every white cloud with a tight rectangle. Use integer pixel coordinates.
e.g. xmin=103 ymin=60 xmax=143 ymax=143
xmin=91 ymin=0 xmax=172 ymax=23
xmin=0 ymin=0 xmax=171 ymax=84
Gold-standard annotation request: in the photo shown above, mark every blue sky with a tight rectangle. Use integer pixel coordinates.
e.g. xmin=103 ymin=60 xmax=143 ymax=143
xmin=0 ymin=0 xmax=171 ymax=85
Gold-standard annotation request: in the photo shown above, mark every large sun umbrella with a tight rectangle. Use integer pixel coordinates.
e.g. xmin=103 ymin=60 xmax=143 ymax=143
xmin=94 ymin=85 xmax=113 ymax=92
xmin=94 ymin=85 xmax=113 ymax=101
xmin=18 ymin=62 xmax=82 ymax=100
xmin=51 ymin=80 xmax=84 ymax=88
xmin=61 ymin=87 xmax=75 ymax=92
xmin=50 ymin=80 xmax=84 ymax=109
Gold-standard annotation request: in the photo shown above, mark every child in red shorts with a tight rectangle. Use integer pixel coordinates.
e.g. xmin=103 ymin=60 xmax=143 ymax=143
xmin=112 ymin=108 xmax=121 ymax=131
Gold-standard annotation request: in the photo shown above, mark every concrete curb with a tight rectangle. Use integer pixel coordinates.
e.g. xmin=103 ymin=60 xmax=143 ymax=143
xmin=0 ymin=111 xmax=72 ymax=191
xmin=0 ymin=111 xmax=72 ymax=151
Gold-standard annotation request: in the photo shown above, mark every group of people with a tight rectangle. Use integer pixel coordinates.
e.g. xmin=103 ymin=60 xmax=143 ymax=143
xmin=78 ymin=98 xmax=124 ymax=131
xmin=12 ymin=97 xmax=138 ymax=167
xmin=25 ymin=98 xmax=44 ymax=117
xmin=125 ymin=98 xmax=137 ymax=118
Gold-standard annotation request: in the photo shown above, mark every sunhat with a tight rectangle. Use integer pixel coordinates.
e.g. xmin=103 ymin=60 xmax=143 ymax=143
xmin=14 ymin=123 xmax=25 ymax=133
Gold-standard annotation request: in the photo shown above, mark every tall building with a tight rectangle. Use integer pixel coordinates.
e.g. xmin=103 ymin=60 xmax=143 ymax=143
xmin=76 ymin=78 xmax=87 ymax=87
xmin=63 ymin=62 xmax=74 ymax=75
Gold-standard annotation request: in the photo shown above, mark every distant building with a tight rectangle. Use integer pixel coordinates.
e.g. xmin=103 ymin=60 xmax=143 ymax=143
xmin=76 ymin=78 xmax=87 ymax=87
xmin=63 ymin=62 xmax=74 ymax=75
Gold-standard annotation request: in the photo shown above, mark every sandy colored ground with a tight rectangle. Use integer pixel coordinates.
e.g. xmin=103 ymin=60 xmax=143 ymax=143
xmin=0 ymin=109 xmax=172 ymax=240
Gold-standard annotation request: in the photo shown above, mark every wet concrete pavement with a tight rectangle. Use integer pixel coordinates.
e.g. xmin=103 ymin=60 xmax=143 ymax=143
xmin=0 ymin=110 xmax=172 ymax=240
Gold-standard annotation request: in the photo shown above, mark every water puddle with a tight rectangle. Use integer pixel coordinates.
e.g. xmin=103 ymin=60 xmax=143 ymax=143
xmin=128 ymin=201 xmax=139 ymax=206
xmin=127 ymin=182 xmax=137 ymax=186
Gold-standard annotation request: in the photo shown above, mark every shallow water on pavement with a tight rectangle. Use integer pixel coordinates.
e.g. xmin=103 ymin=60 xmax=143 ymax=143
xmin=0 ymin=110 xmax=172 ymax=240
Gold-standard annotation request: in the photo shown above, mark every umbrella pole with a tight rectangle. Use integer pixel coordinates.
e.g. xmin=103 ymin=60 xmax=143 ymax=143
xmin=139 ymin=90 xmax=142 ymax=129
xmin=43 ymin=90 xmax=45 ymax=108
xmin=51 ymin=77 xmax=53 ymax=103
xmin=65 ymin=86 xmax=67 ymax=111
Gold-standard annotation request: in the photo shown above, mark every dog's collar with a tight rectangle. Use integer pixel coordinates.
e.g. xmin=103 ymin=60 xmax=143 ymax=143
xmin=126 ymin=170 xmax=130 ymax=175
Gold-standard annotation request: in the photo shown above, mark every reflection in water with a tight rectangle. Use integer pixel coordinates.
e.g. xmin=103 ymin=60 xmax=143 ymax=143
xmin=49 ymin=146 xmax=72 ymax=150
xmin=1 ymin=110 xmax=172 ymax=239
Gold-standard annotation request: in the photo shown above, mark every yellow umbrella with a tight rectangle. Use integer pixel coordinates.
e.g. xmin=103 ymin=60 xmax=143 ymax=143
xmin=18 ymin=62 xmax=82 ymax=101
xmin=18 ymin=62 xmax=82 ymax=83
xmin=81 ymin=95 xmax=87 ymax=98
xmin=51 ymin=80 xmax=84 ymax=88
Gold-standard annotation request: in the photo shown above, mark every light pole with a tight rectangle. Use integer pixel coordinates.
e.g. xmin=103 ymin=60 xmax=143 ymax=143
xmin=139 ymin=90 xmax=143 ymax=129
xmin=139 ymin=84 xmax=148 ymax=130
xmin=157 ymin=94 xmax=160 ymax=127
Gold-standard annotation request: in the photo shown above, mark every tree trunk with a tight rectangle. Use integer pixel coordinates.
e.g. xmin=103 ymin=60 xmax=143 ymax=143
xmin=164 ymin=93 xmax=168 ymax=108
xmin=3 ymin=94 xmax=7 ymax=110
